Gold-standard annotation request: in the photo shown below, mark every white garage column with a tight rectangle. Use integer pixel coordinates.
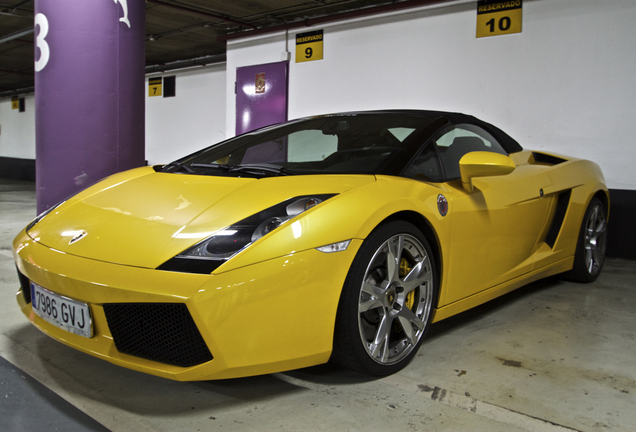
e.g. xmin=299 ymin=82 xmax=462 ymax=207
xmin=34 ymin=0 xmax=146 ymax=213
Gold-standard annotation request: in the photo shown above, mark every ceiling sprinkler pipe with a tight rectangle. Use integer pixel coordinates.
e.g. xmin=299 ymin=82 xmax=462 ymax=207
xmin=218 ymin=0 xmax=456 ymax=42
xmin=0 ymin=27 xmax=34 ymax=45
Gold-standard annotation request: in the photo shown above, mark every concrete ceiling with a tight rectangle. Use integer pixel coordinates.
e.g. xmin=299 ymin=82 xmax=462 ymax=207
xmin=0 ymin=0 xmax=447 ymax=98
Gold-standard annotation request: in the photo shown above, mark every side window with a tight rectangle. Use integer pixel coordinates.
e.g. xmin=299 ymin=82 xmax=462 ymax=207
xmin=436 ymin=124 xmax=507 ymax=179
xmin=288 ymin=130 xmax=337 ymax=162
xmin=242 ymin=130 xmax=338 ymax=164
xmin=402 ymin=145 xmax=442 ymax=182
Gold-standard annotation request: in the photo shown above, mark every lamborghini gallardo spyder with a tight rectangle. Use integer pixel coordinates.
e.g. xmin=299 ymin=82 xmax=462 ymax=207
xmin=13 ymin=110 xmax=608 ymax=380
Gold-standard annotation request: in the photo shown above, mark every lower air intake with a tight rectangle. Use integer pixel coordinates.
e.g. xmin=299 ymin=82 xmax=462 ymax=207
xmin=16 ymin=267 xmax=31 ymax=304
xmin=103 ymin=303 xmax=213 ymax=367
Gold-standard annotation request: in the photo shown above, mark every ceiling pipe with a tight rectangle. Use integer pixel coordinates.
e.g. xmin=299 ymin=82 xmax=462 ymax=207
xmin=0 ymin=67 xmax=32 ymax=76
xmin=145 ymin=53 xmax=227 ymax=74
xmin=0 ymin=27 xmax=34 ymax=45
xmin=219 ymin=0 xmax=457 ymax=42
xmin=146 ymin=0 xmax=257 ymax=30
xmin=0 ymin=86 xmax=34 ymax=99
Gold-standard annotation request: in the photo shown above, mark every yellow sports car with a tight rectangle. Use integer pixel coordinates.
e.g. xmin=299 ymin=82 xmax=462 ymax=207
xmin=13 ymin=110 xmax=608 ymax=380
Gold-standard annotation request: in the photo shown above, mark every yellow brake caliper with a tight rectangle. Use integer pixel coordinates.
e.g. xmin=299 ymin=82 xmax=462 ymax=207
xmin=400 ymin=257 xmax=416 ymax=310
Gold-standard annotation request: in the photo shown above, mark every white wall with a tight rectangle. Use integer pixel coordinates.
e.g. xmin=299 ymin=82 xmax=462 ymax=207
xmin=226 ymin=0 xmax=636 ymax=190
xmin=3 ymin=0 xmax=636 ymax=190
xmin=0 ymin=95 xmax=36 ymax=159
xmin=0 ymin=63 xmax=227 ymax=167
xmin=145 ymin=63 xmax=227 ymax=165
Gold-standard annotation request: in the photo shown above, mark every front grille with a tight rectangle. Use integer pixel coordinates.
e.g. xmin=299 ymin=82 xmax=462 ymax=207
xmin=16 ymin=267 xmax=31 ymax=304
xmin=103 ymin=303 xmax=213 ymax=367
xmin=545 ymin=190 xmax=571 ymax=248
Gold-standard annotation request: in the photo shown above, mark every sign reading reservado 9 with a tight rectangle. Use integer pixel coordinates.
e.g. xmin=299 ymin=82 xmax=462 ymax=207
xmin=296 ymin=30 xmax=323 ymax=63
xmin=476 ymin=0 xmax=522 ymax=38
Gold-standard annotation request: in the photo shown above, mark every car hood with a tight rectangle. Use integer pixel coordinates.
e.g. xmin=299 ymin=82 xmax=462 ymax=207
xmin=27 ymin=167 xmax=375 ymax=269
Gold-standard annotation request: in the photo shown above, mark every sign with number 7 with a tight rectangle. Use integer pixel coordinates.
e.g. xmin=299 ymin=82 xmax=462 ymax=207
xmin=148 ymin=77 xmax=162 ymax=97
xmin=476 ymin=0 xmax=522 ymax=38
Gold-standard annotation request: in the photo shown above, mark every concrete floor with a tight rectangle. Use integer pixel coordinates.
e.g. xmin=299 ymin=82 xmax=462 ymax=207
xmin=1 ymin=178 xmax=635 ymax=432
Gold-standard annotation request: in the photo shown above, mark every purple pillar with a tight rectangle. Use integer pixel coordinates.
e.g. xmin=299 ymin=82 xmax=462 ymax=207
xmin=34 ymin=0 xmax=145 ymax=213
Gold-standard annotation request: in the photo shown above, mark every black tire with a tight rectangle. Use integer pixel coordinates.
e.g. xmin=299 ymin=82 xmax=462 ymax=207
xmin=566 ymin=197 xmax=607 ymax=283
xmin=331 ymin=221 xmax=437 ymax=377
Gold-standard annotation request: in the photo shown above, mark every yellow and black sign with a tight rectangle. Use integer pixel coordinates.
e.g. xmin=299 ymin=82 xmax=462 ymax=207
xmin=11 ymin=97 xmax=19 ymax=110
xmin=476 ymin=0 xmax=522 ymax=38
xmin=148 ymin=77 xmax=162 ymax=97
xmin=296 ymin=30 xmax=323 ymax=63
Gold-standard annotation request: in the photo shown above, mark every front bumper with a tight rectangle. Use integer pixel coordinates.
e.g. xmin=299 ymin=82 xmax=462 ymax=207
xmin=13 ymin=230 xmax=361 ymax=381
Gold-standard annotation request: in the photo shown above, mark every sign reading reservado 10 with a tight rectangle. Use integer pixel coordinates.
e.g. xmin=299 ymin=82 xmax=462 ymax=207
xmin=476 ymin=0 xmax=522 ymax=38
xmin=296 ymin=30 xmax=323 ymax=63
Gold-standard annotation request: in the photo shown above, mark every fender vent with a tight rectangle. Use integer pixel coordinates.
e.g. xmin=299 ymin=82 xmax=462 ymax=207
xmin=103 ymin=303 xmax=213 ymax=367
xmin=545 ymin=190 xmax=571 ymax=248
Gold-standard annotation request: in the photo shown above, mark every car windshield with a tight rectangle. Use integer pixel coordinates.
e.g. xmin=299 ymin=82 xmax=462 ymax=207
xmin=161 ymin=113 xmax=440 ymax=177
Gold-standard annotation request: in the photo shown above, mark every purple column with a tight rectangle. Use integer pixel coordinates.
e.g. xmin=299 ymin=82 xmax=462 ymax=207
xmin=34 ymin=0 xmax=145 ymax=213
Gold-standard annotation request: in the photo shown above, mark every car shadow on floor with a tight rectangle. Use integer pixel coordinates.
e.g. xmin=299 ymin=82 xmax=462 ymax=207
xmin=5 ymin=323 xmax=309 ymax=416
xmin=284 ymin=275 xmax=565 ymax=385
xmin=425 ymin=275 xmax=564 ymax=341
xmin=4 ymin=274 xmax=566 ymax=414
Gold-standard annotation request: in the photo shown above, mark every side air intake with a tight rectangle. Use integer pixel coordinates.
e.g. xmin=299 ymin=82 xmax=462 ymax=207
xmin=532 ymin=152 xmax=567 ymax=166
xmin=545 ymin=190 xmax=572 ymax=248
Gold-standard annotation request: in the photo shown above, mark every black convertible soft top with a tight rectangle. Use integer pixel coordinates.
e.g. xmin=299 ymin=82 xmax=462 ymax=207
xmin=341 ymin=109 xmax=524 ymax=154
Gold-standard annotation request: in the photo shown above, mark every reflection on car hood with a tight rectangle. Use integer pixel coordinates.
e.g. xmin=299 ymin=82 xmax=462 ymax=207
xmin=28 ymin=167 xmax=375 ymax=268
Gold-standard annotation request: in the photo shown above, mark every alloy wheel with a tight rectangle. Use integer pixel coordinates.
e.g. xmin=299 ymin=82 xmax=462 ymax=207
xmin=357 ymin=233 xmax=434 ymax=365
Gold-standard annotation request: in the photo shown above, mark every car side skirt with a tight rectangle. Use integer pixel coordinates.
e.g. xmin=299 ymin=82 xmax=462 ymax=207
xmin=431 ymin=256 xmax=574 ymax=323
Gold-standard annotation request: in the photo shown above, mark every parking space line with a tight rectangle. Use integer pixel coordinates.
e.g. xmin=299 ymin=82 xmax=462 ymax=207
xmin=0 ymin=334 xmax=159 ymax=432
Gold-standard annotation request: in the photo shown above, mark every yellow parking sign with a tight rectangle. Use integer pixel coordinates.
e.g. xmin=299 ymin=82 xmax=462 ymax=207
xmin=148 ymin=77 xmax=162 ymax=97
xmin=296 ymin=30 xmax=323 ymax=63
xmin=477 ymin=1 xmax=522 ymax=38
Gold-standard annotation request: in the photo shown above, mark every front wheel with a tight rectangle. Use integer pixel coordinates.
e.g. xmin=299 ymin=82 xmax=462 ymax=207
xmin=332 ymin=221 xmax=437 ymax=377
xmin=567 ymin=197 xmax=607 ymax=282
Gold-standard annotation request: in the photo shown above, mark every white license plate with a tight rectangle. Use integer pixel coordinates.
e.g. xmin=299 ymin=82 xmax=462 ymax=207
xmin=30 ymin=282 xmax=93 ymax=338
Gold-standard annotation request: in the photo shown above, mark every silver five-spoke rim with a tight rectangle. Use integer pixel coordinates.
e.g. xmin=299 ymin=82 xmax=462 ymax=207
xmin=358 ymin=234 xmax=434 ymax=365
xmin=584 ymin=204 xmax=607 ymax=275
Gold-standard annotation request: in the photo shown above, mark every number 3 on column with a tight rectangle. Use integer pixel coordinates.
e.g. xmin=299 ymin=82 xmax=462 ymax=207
xmin=35 ymin=13 xmax=50 ymax=72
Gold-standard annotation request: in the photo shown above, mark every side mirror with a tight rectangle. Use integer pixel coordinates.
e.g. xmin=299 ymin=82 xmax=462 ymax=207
xmin=459 ymin=151 xmax=515 ymax=193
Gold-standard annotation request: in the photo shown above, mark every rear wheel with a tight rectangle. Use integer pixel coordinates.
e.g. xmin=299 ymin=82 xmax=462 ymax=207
xmin=567 ymin=197 xmax=607 ymax=282
xmin=332 ymin=221 xmax=436 ymax=376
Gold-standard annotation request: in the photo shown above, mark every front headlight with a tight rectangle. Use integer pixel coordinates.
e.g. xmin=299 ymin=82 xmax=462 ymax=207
xmin=157 ymin=195 xmax=335 ymax=274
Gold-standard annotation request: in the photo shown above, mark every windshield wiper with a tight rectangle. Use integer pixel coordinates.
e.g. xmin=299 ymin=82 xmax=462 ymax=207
xmin=190 ymin=163 xmax=233 ymax=171
xmin=163 ymin=161 xmax=194 ymax=173
xmin=165 ymin=162 xmax=293 ymax=177
xmin=230 ymin=164 xmax=293 ymax=176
